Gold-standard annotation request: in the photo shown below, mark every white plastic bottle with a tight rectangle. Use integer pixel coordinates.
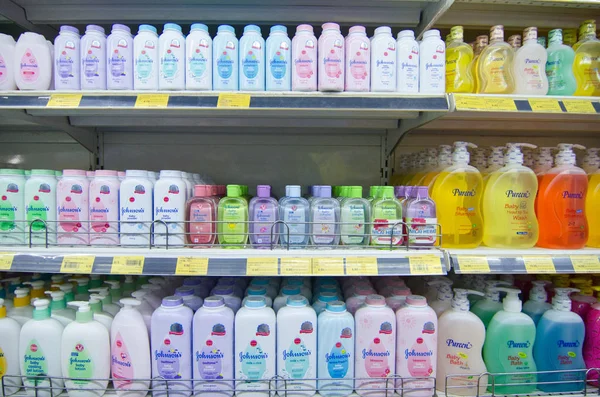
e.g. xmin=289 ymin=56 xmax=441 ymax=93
xmin=89 ymin=170 xmax=120 ymax=246
xmin=513 ymin=27 xmax=549 ymax=95
xmin=292 ymin=24 xmax=317 ymax=91
xmin=46 ymin=290 xmax=75 ymax=326
xmin=0 ymin=298 xmax=21 ymax=396
xmin=14 ymin=32 xmax=52 ymax=90
xmin=61 ymin=301 xmax=110 ymax=397
xmin=276 ymin=295 xmax=317 ymax=396
xmin=239 ymin=25 xmax=265 ymax=91
xmin=153 ymin=170 xmax=186 ymax=247
xmin=54 ymin=25 xmax=81 ymax=90
xmin=318 ymin=23 xmax=344 ymax=92
xmin=47 ymin=40 xmax=54 ymax=89
xmin=213 ymin=25 xmax=238 ymax=91
xmin=107 ymin=24 xmax=134 ymax=90
xmin=119 ymin=170 xmax=153 ymax=246
xmin=159 ymin=23 xmax=185 ymax=91
xmin=371 ymin=26 xmax=397 ymax=92
xmin=111 ymin=298 xmax=151 ymax=397
xmin=80 ymin=25 xmax=107 ymax=90
xmin=0 ymin=33 xmax=17 ymax=90
xmin=0 ymin=169 xmax=26 ymax=245
xmin=344 ymin=26 xmax=370 ymax=92
xmin=7 ymin=288 xmax=33 ymax=326
xmin=273 ymin=286 xmax=302 ymax=313
xmin=19 ymin=299 xmax=64 ymax=397
xmin=25 ymin=169 xmax=57 ymax=246
xmin=133 ymin=24 xmax=159 ymax=90
xmin=396 ymin=30 xmax=419 ymax=93
xmin=419 ymin=29 xmax=446 ymax=94
xmin=266 ymin=25 xmax=291 ymax=91
xmin=186 ymin=24 xmax=212 ymax=90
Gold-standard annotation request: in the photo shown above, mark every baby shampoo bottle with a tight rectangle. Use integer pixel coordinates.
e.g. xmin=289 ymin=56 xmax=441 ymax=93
xmin=318 ymin=23 xmax=344 ymax=92
xmin=477 ymin=25 xmax=515 ymax=94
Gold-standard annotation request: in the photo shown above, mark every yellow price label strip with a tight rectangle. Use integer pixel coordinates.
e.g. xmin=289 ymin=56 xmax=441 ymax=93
xmin=570 ymin=255 xmax=600 ymax=273
xmin=312 ymin=257 xmax=345 ymax=275
xmin=280 ymin=258 xmax=312 ymax=276
xmin=175 ymin=257 xmax=209 ymax=276
xmin=60 ymin=255 xmax=95 ymax=274
xmin=345 ymin=257 xmax=378 ymax=275
xmin=456 ymin=256 xmax=491 ymax=273
xmin=523 ymin=256 xmax=556 ymax=274
xmin=483 ymin=97 xmax=517 ymax=111
xmin=134 ymin=94 xmax=169 ymax=108
xmin=46 ymin=94 xmax=82 ymax=108
xmin=246 ymin=257 xmax=278 ymax=276
xmin=111 ymin=256 xmax=145 ymax=274
xmin=217 ymin=93 xmax=251 ymax=108
xmin=409 ymin=254 xmax=444 ymax=275
xmin=528 ymin=98 xmax=563 ymax=113
xmin=563 ymin=100 xmax=596 ymax=114
xmin=454 ymin=95 xmax=487 ymax=111
xmin=0 ymin=252 xmax=15 ymax=271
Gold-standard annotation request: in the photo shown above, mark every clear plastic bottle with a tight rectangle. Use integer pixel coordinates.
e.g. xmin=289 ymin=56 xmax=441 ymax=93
xmin=279 ymin=185 xmax=310 ymax=248
xmin=370 ymin=186 xmax=403 ymax=246
xmin=217 ymin=185 xmax=248 ymax=247
xmin=445 ymin=26 xmax=474 ymax=93
xmin=340 ymin=186 xmax=370 ymax=246
xmin=573 ymin=20 xmax=600 ymax=96
xmin=546 ymin=29 xmax=577 ymax=95
xmin=477 ymin=25 xmax=515 ymax=94
xmin=249 ymin=185 xmax=279 ymax=248
xmin=513 ymin=27 xmax=548 ymax=95
xmin=186 ymin=185 xmax=217 ymax=247
xmin=310 ymin=185 xmax=340 ymax=247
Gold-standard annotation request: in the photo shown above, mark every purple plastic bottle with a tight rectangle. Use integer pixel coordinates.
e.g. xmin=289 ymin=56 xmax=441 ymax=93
xmin=403 ymin=186 xmax=437 ymax=247
xmin=249 ymin=185 xmax=279 ymax=248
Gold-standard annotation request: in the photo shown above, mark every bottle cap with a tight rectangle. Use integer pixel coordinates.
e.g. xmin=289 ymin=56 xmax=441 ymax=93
xmin=286 ymin=295 xmax=308 ymax=307
xmin=33 ymin=298 xmax=51 ymax=319
xmin=270 ymin=25 xmax=287 ymax=34
xmin=296 ymin=24 xmax=314 ymax=34
xmin=406 ymin=295 xmax=427 ymax=306
xmin=86 ymin=25 xmax=105 ymax=35
xmin=112 ymin=24 xmax=131 ymax=34
xmin=490 ymin=25 xmax=504 ymax=42
xmin=555 ymin=143 xmax=586 ymax=166
xmin=505 ymin=143 xmax=537 ymax=165
xmin=452 ymin=141 xmax=477 ymax=164
xmin=529 ymin=280 xmax=550 ymax=302
xmin=281 ymin=286 xmax=301 ymax=296
xmin=317 ymin=292 xmax=338 ymax=303
xmin=245 ymin=296 xmax=266 ymax=308
xmin=365 ymin=294 xmax=386 ymax=306
xmin=175 ymin=286 xmax=195 ymax=297
xmin=423 ymin=29 xmax=441 ymax=39
xmin=161 ymin=296 xmax=184 ymax=307
xmin=553 ymin=288 xmax=580 ymax=311
xmin=246 ymin=286 xmax=267 ymax=296
xmin=256 ymin=185 xmax=271 ymax=198
xmin=218 ymin=25 xmax=235 ymax=34
xmin=548 ymin=29 xmax=563 ymax=44
xmin=138 ymin=24 xmax=157 ymax=34
xmin=244 ymin=24 xmax=261 ymax=34
xmin=203 ymin=296 xmax=226 ymax=308
xmin=68 ymin=301 xmax=93 ymax=322
xmin=226 ymin=184 xmax=242 ymax=197
xmin=496 ymin=288 xmax=523 ymax=312
xmin=318 ymin=185 xmax=332 ymax=198
xmin=322 ymin=23 xmax=340 ymax=32
xmin=523 ymin=27 xmax=537 ymax=41
xmin=397 ymin=30 xmax=415 ymax=40
xmin=60 ymin=25 xmax=80 ymax=35
xmin=193 ymin=185 xmax=210 ymax=197
xmin=348 ymin=25 xmax=366 ymax=34
xmin=450 ymin=26 xmax=464 ymax=42
xmin=485 ymin=280 xmax=512 ymax=301
xmin=212 ymin=286 xmax=234 ymax=296
xmin=286 ymin=185 xmax=301 ymax=198
xmin=375 ymin=26 xmax=392 ymax=35
xmin=190 ymin=23 xmax=209 ymax=33
xmin=326 ymin=301 xmax=347 ymax=312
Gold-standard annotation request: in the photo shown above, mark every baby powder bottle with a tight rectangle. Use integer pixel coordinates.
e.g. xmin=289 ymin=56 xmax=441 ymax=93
xmin=193 ymin=296 xmax=235 ymax=396
xmin=235 ymin=296 xmax=276 ymax=397
xmin=25 ymin=169 xmax=57 ymax=246
xmin=159 ymin=23 xmax=185 ymax=90
xmin=318 ymin=23 xmax=344 ymax=91
xmin=371 ymin=26 xmax=397 ymax=92
xmin=292 ymin=24 xmax=317 ymax=91
xmin=266 ymin=25 xmax=291 ymax=91
xmin=186 ymin=23 xmax=212 ymax=90
xmin=57 ymin=169 xmax=89 ymax=245
xmin=119 ymin=170 xmax=153 ymax=246
xmin=240 ymin=25 xmax=265 ymax=91
xmin=153 ymin=170 xmax=187 ymax=247
xmin=80 ymin=25 xmax=106 ymax=90
xmin=0 ymin=169 xmax=25 ymax=245
xmin=14 ymin=32 xmax=52 ymax=90
xmin=276 ymin=295 xmax=317 ymax=396
xmin=395 ymin=295 xmax=437 ymax=397
xmin=0 ymin=33 xmax=16 ymax=90
xmin=317 ymin=301 xmax=355 ymax=397
xmin=419 ymin=29 xmax=445 ymax=93
xmin=354 ymin=295 xmax=396 ymax=397
xmin=133 ymin=24 xmax=159 ymax=90
xmin=107 ymin=24 xmax=133 ymax=90
xmin=54 ymin=25 xmax=80 ymax=90
xmin=396 ymin=30 xmax=420 ymax=93
xmin=89 ymin=170 xmax=120 ymax=246
xmin=344 ymin=26 xmax=370 ymax=92
xmin=47 ymin=40 xmax=54 ymax=89
xmin=213 ymin=25 xmax=239 ymax=91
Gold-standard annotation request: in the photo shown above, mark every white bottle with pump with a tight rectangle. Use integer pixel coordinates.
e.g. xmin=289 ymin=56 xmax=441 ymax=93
xmin=522 ymin=280 xmax=552 ymax=325
xmin=133 ymin=24 xmax=159 ymax=90
xmin=0 ymin=298 xmax=21 ymax=396
xmin=89 ymin=295 xmax=113 ymax=331
xmin=7 ymin=288 xmax=33 ymax=326
xmin=159 ymin=23 xmax=185 ymax=91
xmin=370 ymin=26 xmax=396 ymax=92
xmin=419 ymin=29 xmax=445 ymax=93
xmin=61 ymin=301 xmax=110 ymax=397
xmin=0 ymin=34 xmax=17 ymax=90
xmin=428 ymin=280 xmax=454 ymax=317
xmin=437 ymin=289 xmax=488 ymax=396
xmin=45 ymin=290 xmax=76 ymax=326
xmin=396 ymin=30 xmax=419 ymax=93
xmin=88 ymin=287 xmax=120 ymax=316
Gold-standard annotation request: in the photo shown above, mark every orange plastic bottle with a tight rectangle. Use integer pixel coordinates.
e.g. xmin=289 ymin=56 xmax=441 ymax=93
xmin=537 ymin=144 xmax=588 ymax=249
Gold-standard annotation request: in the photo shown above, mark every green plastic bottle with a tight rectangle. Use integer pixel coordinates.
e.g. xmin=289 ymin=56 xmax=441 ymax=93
xmin=370 ymin=186 xmax=403 ymax=247
xmin=217 ymin=185 xmax=249 ymax=247
xmin=546 ymin=29 xmax=577 ymax=96
xmin=471 ymin=280 xmax=512 ymax=328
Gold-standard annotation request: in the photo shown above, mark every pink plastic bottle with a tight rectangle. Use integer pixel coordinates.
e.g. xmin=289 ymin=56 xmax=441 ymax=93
xmin=89 ymin=170 xmax=120 ymax=245
xmin=346 ymin=287 xmax=376 ymax=315
xmin=355 ymin=294 xmax=396 ymax=397
xmin=584 ymin=302 xmax=600 ymax=384
xmin=345 ymin=26 xmax=370 ymax=92
xmin=572 ymin=294 xmax=597 ymax=319
xmin=292 ymin=24 xmax=317 ymax=91
xmin=57 ymin=169 xmax=89 ymax=245
xmin=395 ymin=295 xmax=437 ymax=396
xmin=318 ymin=23 xmax=344 ymax=92
xmin=185 ymin=185 xmax=217 ymax=247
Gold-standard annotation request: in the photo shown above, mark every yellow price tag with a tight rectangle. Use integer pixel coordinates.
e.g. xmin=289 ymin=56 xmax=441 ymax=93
xmin=246 ymin=257 xmax=278 ymax=276
xmin=0 ymin=252 xmax=15 ymax=271
xmin=135 ymin=94 xmax=169 ymax=108
xmin=529 ymin=98 xmax=563 ymax=113
xmin=456 ymin=256 xmax=490 ymax=273
xmin=312 ymin=258 xmax=344 ymax=275
xmin=571 ymin=255 xmax=600 ymax=273
xmin=111 ymin=256 xmax=145 ymax=274
xmin=280 ymin=258 xmax=312 ymax=276
xmin=483 ymin=97 xmax=517 ymax=111
xmin=46 ymin=94 xmax=82 ymax=108
xmin=409 ymin=254 xmax=443 ymax=275
xmin=523 ymin=256 xmax=556 ymax=274
xmin=345 ymin=257 xmax=378 ymax=275
xmin=217 ymin=93 xmax=251 ymax=108
xmin=563 ymin=100 xmax=596 ymax=114
xmin=60 ymin=255 xmax=94 ymax=274
xmin=454 ymin=95 xmax=487 ymax=111
xmin=175 ymin=257 xmax=209 ymax=276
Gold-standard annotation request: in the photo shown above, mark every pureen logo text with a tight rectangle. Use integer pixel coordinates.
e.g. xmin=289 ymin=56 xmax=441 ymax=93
xmin=505 ymin=190 xmax=531 ymax=198
xmin=452 ymin=189 xmax=476 ymax=197
xmin=557 ymin=340 xmax=580 ymax=348
xmin=563 ymin=191 xmax=584 ymax=199
xmin=446 ymin=339 xmax=473 ymax=349
xmin=507 ymin=340 xmax=531 ymax=348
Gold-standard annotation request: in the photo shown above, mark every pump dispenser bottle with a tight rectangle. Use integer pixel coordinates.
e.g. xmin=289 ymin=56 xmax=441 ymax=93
xmin=471 ymin=281 xmax=512 ymax=328
xmin=585 ymin=148 xmax=600 ymax=247
xmin=0 ymin=298 xmax=21 ymax=396
xmin=45 ymin=290 xmax=76 ymax=326
xmin=522 ymin=280 xmax=552 ymax=324
xmin=428 ymin=280 xmax=454 ymax=317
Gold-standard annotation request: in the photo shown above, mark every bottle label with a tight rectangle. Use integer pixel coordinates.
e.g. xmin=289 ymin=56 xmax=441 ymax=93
xmin=26 ymin=184 xmax=51 ymax=232
xmin=498 ymin=340 xmax=536 ymax=385
xmin=20 ymin=49 xmax=39 ymax=82
xmin=83 ymin=43 xmax=101 ymax=80
xmin=112 ymin=333 xmax=135 ymax=390
xmin=324 ymin=42 xmax=343 ymax=79
xmin=443 ymin=338 xmax=474 ymax=372
xmin=348 ymin=40 xmax=369 ymax=83
xmin=341 ymin=205 xmax=366 ymax=245
xmin=189 ymin=42 xmax=209 ymax=80
xmin=312 ymin=204 xmax=336 ymax=244
xmin=364 ymin=332 xmax=392 ymax=377
xmin=110 ymin=50 xmax=127 ymax=78
xmin=406 ymin=335 xmax=435 ymax=377
xmin=196 ymin=323 xmax=227 ymax=379
xmin=270 ymin=46 xmax=288 ymax=80
xmin=221 ymin=203 xmax=246 ymax=245
xmin=371 ymin=202 xmax=402 ymax=245
xmin=483 ymin=51 xmax=511 ymax=92
xmin=0 ymin=347 xmax=6 ymax=377
xmin=521 ymin=58 xmax=545 ymax=90
xmin=190 ymin=202 xmax=213 ymax=245
xmin=240 ymin=325 xmax=270 ymax=380
xmin=423 ymin=45 xmax=445 ymax=90
xmin=405 ymin=217 xmax=437 ymax=245
xmin=217 ymin=49 xmax=234 ymax=80
xmin=283 ymin=335 xmax=312 ymax=379
xmin=284 ymin=205 xmax=307 ymax=244
xmin=57 ymin=42 xmax=76 ymax=79
xmin=398 ymin=45 xmax=419 ymax=91
xmin=374 ymin=41 xmax=396 ymax=85
xmin=326 ymin=331 xmax=352 ymax=378
xmin=68 ymin=341 xmax=94 ymax=385
xmin=23 ymin=340 xmax=48 ymax=381
xmin=0 ymin=54 xmax=6 ymax=83
xmin=90 ymin=184 xmax=113 ymax=234
xmin=253 ymin=203 xmax=276 ymax=245
xmin=58 ymin=183 xmax=85 ymax=233
xmin=0 ymin=187 xmax=16 ymax=231
xmin=295 ymin=42 xmax=315 ymax=79
xmin=136 ymin=49 xmax=154 ymax=81
xmin=155 ymin=322 xmax=185 ymax=379
xmin=161 ymin=50 xmax=179 ymax=80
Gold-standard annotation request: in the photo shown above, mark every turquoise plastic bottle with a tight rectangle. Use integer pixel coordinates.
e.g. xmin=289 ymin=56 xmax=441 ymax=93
xmin=483 ymin=288 xmax=537 ymax=394
xmin=534 ymin=288 xmax=586 ymax=393
xmin=546 ymin=29 xmax=577 ymax=96
xmin=471 ymin=281 xmax=511 ymax=328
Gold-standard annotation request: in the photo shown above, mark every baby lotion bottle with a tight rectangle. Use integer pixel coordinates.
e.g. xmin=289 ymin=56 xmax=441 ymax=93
xmin=445 ymin=26 xmax=474 ymax=93
xmin=419 ymin=30 xmax=445 ymax=94
xmin=89 ymin=170 xmax=120 ymax=246
xmin=513 ymin=27 xmax=548 ymax=95
xmin=240 ymin=25 xmax=265 ymax=91
xmin=477 ymin=25 xmax=515 ymax=94
xmin=186 ymin=185 xmax=217 ymax=247
xmin=265 ymin=25 xmax=291 ymax=91
xmin=54 ymin=25 xmax=80 ymax=90
xmin=107 ymin=24 xmax=133 ymax=90
xmin=318 ymin=23 xmax=344 ymax=92
xmin=120 ymin=170 xmax=153 ymax=246
xmin=46 ymin=290 xmax=75 ymax=326
xmin=213 ymin=25 xmax=238 ymax=91
xmin=217 ymin=185 xmax=249 ymax=247
xmin=371 ymin=26 xmax=396 ymax=92
xmin=57 ymin=169 xmax=89 ymax=245
xmin=0 ymin=169 xmax=25 ymax=245
xmin=292 ymin=24 xmax=317 ymax=91
xmin=396 ymin=30 xmax=419 ymax=93
xmin=159 ymin=23 xmax=185 ymax=91
xmin=186 ymin=24 xmax=212 ymax=90
xmin=0 ymin=298 xmax=21 ymax=396
xmin=340 ymin=186 xmax=370 ymax=246
xmin=154 ymin=170 xmax=187 ymax=247
xmin=355 ymin=295 xmax=396 ymax=397
xmin=0 ymin=33 xmax=17 ymax=90
xmin=546 ymin=29 xmax=577 ymax=95
xmin=25 ymin=169 xmax=57 ymax=246
xmin=133 ymin=24 xmax=159 ymax=90
xmin=14 ymin=32 xmax=52 ymax=90
xmin=80 ymin=26 xmax=106 ymax=90
xmin=522 ymin=280 xmax=552 ymax=325
xmin=588 ymin=161 xmax=600 ymax=247
xmin=7 ymin=288 xmax=32 ymax=326
xmin=370 ymin=186 xmax=403 ymax=247
xmin=279 ymin=185 xmax=310 ymax=248
xmin=249 ymin=185 xmax=279 ymax=248
xmin=310 ymin=185 xmax=340 ymax=247
xmin=345 ymin=26 xmax=370 ymax=92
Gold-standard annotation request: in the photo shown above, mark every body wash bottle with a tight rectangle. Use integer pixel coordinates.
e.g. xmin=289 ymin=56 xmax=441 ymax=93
xmin=573 ymin=20 xmax=600 ymax=96
xmin=370 ymin=186 xmax=403 ymax=247
xmin=546 ymin=29 xmax=577 ymax=95
xmin=477 ymin=25 xmax=515 ymax=94
xmin=217 ymin=185 xmax=249 ymax=247
xmin=513 ymin=27 xmax=548 ymax=95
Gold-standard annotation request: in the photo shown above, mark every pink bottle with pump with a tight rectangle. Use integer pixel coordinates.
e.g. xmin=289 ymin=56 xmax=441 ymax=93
xmin=89 ymin=170 xmax=120 ymax=245
xmin=584 ymin=302 xmax=600 ymax=384
xmin=292 ymin=24 xmax=317 ymax=91
xmin=318 ymin=23 xmax=344 ymax=92
xmin=185 ymin=185 xmax=217 ymax=247
xmin=345 ymin=26 xmax=370 ymax=92
xmin=57 ymin=169 xmax=89 ymax=245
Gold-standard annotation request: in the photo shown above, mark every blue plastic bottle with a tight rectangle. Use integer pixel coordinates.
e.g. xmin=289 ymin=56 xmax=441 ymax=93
xmin=534 ymin=288 xmax=586 ymax=393
xmin=522 ymin=280 xmax=552 ymax=325
xmin=213 ymin=25 xmax=238 ymax=91
xmin=266 ymin=25 xmax=291 ymax=91
xmin=279 ymin=185 xmax=310 ymax=248
xmin=239 ymin=25 xmax=265 ymax=91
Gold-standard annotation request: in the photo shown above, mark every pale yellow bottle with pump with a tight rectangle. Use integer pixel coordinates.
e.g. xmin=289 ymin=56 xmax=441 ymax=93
xmin=477 ymin=25 xmax=516 ymax=94
xmin=423 ymin=145 xmax=452 ymax=193
xmin=470 ymin=36 xmax=489 ymax=93
xmin=446 ymin=26 xmax=475 ymax=93
xmin=410 ymin=148 xmax=438 ymax=186
xmin=573 ymin=20 xmax=600 ymax=96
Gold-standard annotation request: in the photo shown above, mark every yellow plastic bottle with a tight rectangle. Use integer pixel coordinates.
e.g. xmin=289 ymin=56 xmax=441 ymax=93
xmin=477 ymin=25 xmax=516 ymax=94
xmin=410 ymin=148 xmax=438 ymax=186
xmin=482 ymin=143 xmax=539 ymax=248
xmin=446 ymin=26 xmax=475 ymax=93
xmin=431 ymin=141 xmax=484 ymax=248
xmin=586 ymin=149 xmax=600 ymax=247
xmin=573 ymin=20 xmax=600 ymax=96
xmin=563 ymin=29 xmax=578 ymax=48
xmin=471 ymin=148 xmax=488 ymax=173
xmin=470 ymin=36 xmax=489 ymax=93
xmin=423 ymin=145 xmax=452 ymax=193
xmin=573 ymin=20 xmax=595 ymax=51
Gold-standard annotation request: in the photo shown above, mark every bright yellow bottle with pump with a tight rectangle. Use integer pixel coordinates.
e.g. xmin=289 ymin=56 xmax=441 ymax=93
xmin=446 ymin=26 xmax=475 ymax=93
xmin=477 ymin=25 xmax=516 ymax=94
xmin=423 ymin=145 xmax=452 ymax=193
xmin=573 ymin=20 xmax=600 ymax=96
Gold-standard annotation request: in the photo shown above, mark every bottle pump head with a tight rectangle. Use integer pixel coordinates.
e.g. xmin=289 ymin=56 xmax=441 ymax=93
xmin=119 ymin=297 xmax=141 ymax=309
xmin=486 ymin=146 xmax=504 ymax=168
xmin=472 ymin=148 xmax=487 ymax=169
xmin=555 ymin=143 xmax=586 ymax=166
xmin=67 ymin=301 xmax=93 ymax=322
xmin=505 ymin=143 xmax=537 ymax=165
xmin=452 ymin=141 xmax=477 ymax=165
xmin=452 ymin=288 xmax=485 ymax=311
xmin=495 ymin=288 xmax=522 ymax=312
xmin=553 ymin=288 xmax=579 ymax=311
xmin=485 ymin=281 xmax=512 ymax=301
xmin=582 ymin=148 xmax=600 ymax=173
xmin=426 ymin=148 xmax=438 ymax=167
xmin=438 ymin=145 xmax=452 ymax=167
xmin=32 ymin=298 xmax=51 ymax=319
xmin=528 ymin=280 xmax=550 ymax=302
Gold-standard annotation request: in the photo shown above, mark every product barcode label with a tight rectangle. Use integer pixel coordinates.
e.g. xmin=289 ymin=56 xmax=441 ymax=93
xmin=246 ymin=257 xmax=278 ymax=276
xmin=409 ymin=254 xmax=443 ymax=275
xmin=111 ymin=256 xmax=145 ymax=274
xmin=312 ymin=258 xmax=344 ymax=275
xmin=175 ymin=257 xmax=209 ymax=276
xmin=60 ymin=255 xmax=95 ymax=273
xmin=570 ymin=255 xmax=600 ymax=273
xmin=280 ymin=258 xmax=312 ymax=276
xmin=523 ymin=256 xmax=556 ymax=274
xmin=345 ymin=257 xmax=378 ymax=275
xmin=456 ymin=256 xmax=491 ymax=273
